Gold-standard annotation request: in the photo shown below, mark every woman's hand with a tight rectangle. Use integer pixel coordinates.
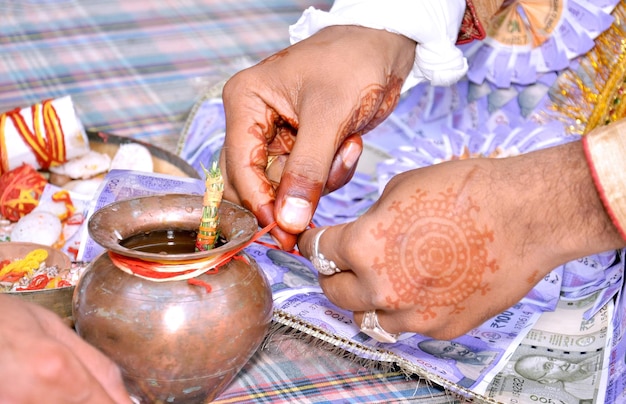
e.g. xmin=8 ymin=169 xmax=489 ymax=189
xmin=220 ymin=25 xmax=415 ymax=250
xmin=0 ymin=295 xmax=132 ymax=403
xmin=298 ymin=141 xmax=625 ymax=339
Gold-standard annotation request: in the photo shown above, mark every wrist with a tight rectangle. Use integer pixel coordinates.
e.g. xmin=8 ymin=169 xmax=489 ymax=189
xmin=289 ymin=1 xmax=467 ymax=90
xmin=311 ymin=25 xmax=416 ymax=85
xmin=496 ymin=140 xmax=624 ymax=267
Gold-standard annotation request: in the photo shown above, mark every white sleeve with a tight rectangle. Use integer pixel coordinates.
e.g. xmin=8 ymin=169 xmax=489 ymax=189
xmin=289 ymin=0 xmax=468 ymax=92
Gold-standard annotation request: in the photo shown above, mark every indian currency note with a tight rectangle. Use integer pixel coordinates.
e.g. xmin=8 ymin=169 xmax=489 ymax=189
xmin=485 ymin=294 xmax=613 ymax=403
xmin=604 ymin=249 xmax=626 ymax=403
xmin=271 ymin=270 xmax=541 ymax=390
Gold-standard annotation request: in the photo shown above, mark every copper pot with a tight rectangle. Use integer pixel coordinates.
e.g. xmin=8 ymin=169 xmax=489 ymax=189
xmin=72 ymin=194 xmax=273 ymax=403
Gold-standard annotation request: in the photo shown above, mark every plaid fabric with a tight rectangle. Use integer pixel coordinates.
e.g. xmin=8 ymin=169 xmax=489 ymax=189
xmin=0 ymin=0 xmax=330 ymax=151
xmin=0 ymin=1 xmax=453 ymax=402
xmin=215 ymin=334 xmax=455 ymax=404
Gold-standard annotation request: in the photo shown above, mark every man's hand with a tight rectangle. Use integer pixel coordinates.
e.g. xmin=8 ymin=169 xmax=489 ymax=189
xmin=298 ymin=141 xmax=625 ymax=339
xmin=0 ymin=295 xmax=132 ymax=403
xmin=220 ymin=25 xmax=416 ymax=250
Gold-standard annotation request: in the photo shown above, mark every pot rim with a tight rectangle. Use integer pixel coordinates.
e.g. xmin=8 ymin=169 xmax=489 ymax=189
xmin=87 ymin=194 xmax=258 ymax=261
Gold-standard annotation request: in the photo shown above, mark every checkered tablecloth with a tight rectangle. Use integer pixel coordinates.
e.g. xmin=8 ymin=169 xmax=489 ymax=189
xmin=1 ymin=0 xmax=328 ymax=151
xmin=0 ymin=1 xmax=456 ymax=402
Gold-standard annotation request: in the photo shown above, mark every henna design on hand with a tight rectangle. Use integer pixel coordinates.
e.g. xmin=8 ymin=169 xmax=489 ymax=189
xmin=371 ymin=188 xmax=498 ymax=320
xmin=243 ymin=107 xmax=300 ymax=206
xmin=267 ymin=127 xmax=296 ymax=155
xmin=339 ymin=75 xmax=403 ymax=141
xmin=245 ymin=110 xmax=282 ymax=200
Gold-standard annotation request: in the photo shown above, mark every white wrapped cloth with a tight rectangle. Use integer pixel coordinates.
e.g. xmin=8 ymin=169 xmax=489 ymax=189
xmin=0 ymin=95 xmax=89 ymax=174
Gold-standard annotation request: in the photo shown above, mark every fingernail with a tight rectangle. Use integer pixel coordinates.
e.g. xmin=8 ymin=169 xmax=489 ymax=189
xmin=279 ymin=196 xmax=312 ymax=231
xmin=270 ymin=234 xmax=283 ymax=250
xmin=340 ymin=140 xmax=362 ymax=168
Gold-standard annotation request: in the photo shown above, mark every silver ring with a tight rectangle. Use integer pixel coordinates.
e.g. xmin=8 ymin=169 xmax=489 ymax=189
xmin=310 ymin=228 xmax=342 ymax=276
xmin=360 ymin=310 xmax=399 ymax=343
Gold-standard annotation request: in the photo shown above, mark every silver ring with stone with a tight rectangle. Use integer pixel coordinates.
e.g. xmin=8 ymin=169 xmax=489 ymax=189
xmin=310 ymin=228 xmax=341 ymax=276
xmin=360 ymin=310 xmax=399 ymax=343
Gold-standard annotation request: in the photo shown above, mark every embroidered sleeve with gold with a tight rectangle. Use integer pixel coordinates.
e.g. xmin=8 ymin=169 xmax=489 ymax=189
xmin=457 ymin=0 xmax=504 ymax=44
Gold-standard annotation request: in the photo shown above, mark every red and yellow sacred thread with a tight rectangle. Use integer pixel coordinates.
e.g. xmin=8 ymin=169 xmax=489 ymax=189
xmin=0 ymin=99 xmax=67 ymax=175
xmin=51 ymin=190 xmax=75 ymax=221
xmin=43 ymin=100 xmax=66 ymax=162
xmin=0 ymin=164 xmax=48 ymax=221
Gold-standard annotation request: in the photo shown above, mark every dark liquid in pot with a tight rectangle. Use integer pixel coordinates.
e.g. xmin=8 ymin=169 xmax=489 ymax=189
xmin=120 ymin=230 xmax=198 ymax=254
xmin=119 ymin=229 xmax=226 ymax=254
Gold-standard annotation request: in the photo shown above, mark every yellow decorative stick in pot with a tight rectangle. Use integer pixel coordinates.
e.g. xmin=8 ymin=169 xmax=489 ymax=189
xmin=195 ymin=161 xmax=224 ymax=251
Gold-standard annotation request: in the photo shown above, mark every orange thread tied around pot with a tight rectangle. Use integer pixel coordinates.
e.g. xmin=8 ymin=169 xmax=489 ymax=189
xmin=108 ymin=222 xmax=279 ymax=285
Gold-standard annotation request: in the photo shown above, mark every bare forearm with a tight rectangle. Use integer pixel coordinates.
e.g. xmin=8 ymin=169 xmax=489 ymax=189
xmin=495 ymin=139 xmax=624 ymax=269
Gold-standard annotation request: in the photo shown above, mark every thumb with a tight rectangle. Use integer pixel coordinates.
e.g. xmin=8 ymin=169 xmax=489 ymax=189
xmin=274 ymin=122 xmax=338 ymax=234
